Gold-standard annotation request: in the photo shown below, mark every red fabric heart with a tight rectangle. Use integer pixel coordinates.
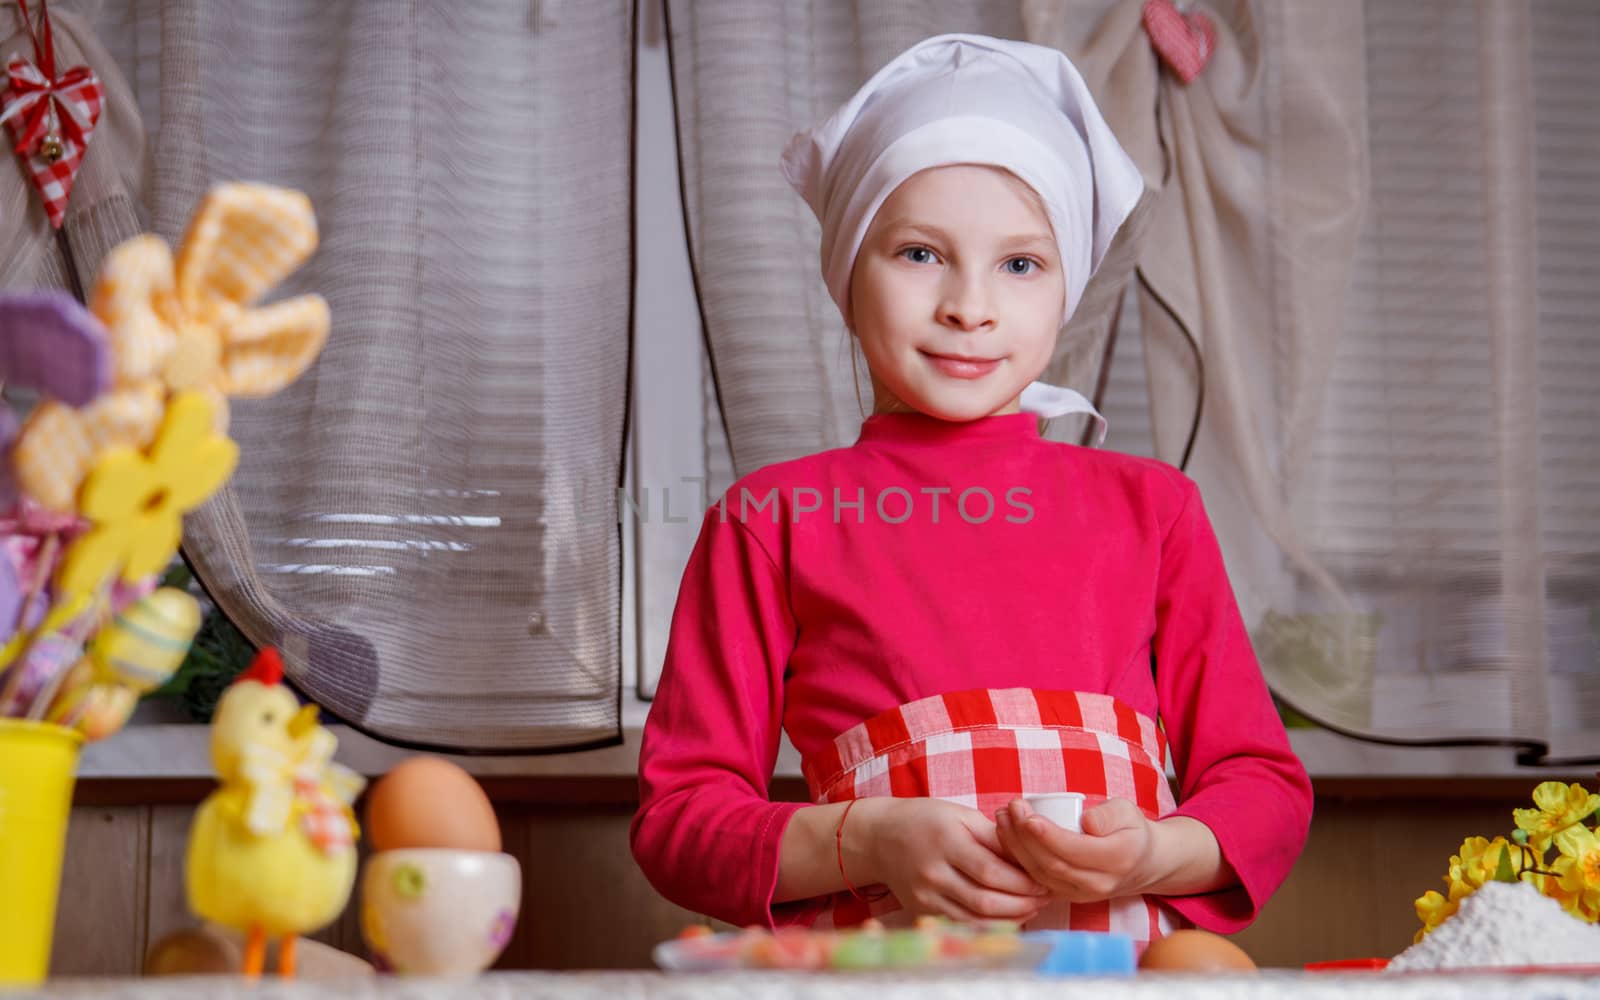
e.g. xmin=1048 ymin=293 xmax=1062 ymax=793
xmin=1 ymin=57 xmax=103 ymax=229
xmin=1142 ymin=0 xmax=1218 ymax=86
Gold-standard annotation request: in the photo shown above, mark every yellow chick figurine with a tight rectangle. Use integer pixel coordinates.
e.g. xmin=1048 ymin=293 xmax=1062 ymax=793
xmin=185 ymin=648 xmax=366 ymax=979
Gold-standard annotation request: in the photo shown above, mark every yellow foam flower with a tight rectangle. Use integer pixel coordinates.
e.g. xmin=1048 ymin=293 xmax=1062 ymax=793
xmin=13 ymin=183 xmax=328 ymax=513
xmin=1514 ymin=782 xmax=1600 ymax=854
xmin=54 ymin=392 xmax=238 ymax=601
xmin=1550 ymin=825 xmax=1600 ymax=923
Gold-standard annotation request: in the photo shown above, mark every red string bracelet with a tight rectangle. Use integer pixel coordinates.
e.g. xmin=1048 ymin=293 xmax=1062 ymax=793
xmin=835 ymin=798 xmax=891 ymax=903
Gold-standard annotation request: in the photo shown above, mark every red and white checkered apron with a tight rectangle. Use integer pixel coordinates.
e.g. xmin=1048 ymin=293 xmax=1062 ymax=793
xmin=800 ymin=687 xmax=1189 ymax=948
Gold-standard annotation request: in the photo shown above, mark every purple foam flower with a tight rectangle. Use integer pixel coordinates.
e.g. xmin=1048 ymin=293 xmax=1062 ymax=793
xmin=0 ymin=292 xmax=113 ymax=407
xmin=0 ymin=291 xmax=112 ymax=638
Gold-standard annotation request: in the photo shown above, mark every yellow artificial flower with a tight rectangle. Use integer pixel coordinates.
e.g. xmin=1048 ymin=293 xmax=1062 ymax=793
xmin=1550 ymin=824 xmax=1600 ymax=924
xmin=1413 ymin=890 xmax=1459 ymax=943
xmin=13 ymin=183 xmax=328 ymax=513
xmin=1416 ymin=835 xmax=1548 ymax=940
xmin=1514 ymin=781 xmax=1600 ymax=854
xmin=1449 ymin=836 xmax=1527 ymax=891
xmin=54 ymin=392 xmax=238 ymax=600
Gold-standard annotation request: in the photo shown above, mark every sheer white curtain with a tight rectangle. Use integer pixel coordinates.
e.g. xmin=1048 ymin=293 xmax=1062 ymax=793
xmin=669 ymin=0 xmax=1600 ymax=762
xmin=7 ymin=0 xmax=637 ymax=751
xmin=1023 ymin=0 xmax=1374 ymax=736
xmin=1036 ymin=0 xmax=1600 ymax=761
xmin=1296 ymin=0 xmax=1599 ymax=761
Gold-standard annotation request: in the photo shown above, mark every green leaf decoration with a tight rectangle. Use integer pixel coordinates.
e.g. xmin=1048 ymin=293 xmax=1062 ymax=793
xmin=1493 ymin=843 xmax=1517 ymax=883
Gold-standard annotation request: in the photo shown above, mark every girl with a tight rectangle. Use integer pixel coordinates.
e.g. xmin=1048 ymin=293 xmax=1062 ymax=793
xmin=631 ymin=33 xmax=1312 ymax=948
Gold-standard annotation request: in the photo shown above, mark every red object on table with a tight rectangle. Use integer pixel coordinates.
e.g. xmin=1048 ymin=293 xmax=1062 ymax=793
xmin=1305 ymin=958 xmax=1390 ymax=972
xmin=1309 ymin=958 xmax=1600 ymax=976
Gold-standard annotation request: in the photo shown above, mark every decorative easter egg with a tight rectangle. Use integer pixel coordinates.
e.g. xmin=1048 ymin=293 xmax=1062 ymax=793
xmin=1138 ymin=929 xmax=1258 ymax=973
xmin=88 ymin=586 xmax=202 ymax=692
xmin=44 ymin=657 xmax=139 ymax=742
xmin=67 ymin=682 xmax=138 ymax=742
xmin=364 ymin=756 xmax=502 ymax=854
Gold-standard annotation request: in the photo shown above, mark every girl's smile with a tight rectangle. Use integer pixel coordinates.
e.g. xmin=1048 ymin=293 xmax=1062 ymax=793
xmin=919 ymin=350 xmax=1004 ymax=379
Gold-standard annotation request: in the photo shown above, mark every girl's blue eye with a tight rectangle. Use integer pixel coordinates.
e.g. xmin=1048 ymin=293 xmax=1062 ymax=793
xmin=901 ymin=247 xmax=938 ymax=265
xmin=1005 ymin=257 xmax=1036 ymax=276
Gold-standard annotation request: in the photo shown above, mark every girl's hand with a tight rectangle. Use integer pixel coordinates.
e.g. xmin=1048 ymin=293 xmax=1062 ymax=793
xmin=851 ymin=797 xmax=1051 ymax=923
xmin=994 ymin=797 xmax=1161 ymax=901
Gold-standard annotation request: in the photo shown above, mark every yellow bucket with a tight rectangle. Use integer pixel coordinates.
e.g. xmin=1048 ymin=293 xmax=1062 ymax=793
xmin=0 ymin=719 xmax=82 ymax=986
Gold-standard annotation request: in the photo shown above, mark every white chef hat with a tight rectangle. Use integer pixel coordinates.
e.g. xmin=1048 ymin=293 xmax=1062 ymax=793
xmin=780 ymin=34 xmax=1144 ymax=429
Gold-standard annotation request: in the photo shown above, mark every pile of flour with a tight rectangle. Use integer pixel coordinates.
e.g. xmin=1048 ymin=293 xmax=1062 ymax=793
xmin=1388 ymin=880 xmax=1600 ymax=971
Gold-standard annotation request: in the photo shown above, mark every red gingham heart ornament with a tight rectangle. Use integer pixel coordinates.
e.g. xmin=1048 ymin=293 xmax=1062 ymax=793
xmin=0 ymin=0 xmax=104 ymax=229
xmin=1142 ymin=0 xmax=1217 ymax=86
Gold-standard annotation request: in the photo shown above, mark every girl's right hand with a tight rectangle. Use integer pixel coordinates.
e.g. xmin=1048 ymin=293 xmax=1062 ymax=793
xmin=849 ymin=797 xmax=1052 ymax=922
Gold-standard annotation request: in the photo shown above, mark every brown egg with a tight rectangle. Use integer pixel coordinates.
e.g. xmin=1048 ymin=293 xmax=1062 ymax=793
xmin=144 ymin=928 xmax=236 ymax=976
xmin=364 ymin=756 xmax=503 ymax=853
xmin=1139 ymin=930 xmax=1258 ymax=973
xmin=144 ymin=927 xmax=375 ymax=978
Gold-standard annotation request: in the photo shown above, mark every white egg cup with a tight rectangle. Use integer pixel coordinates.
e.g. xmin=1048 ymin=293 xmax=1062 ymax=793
xmin=361 ymin=849 xmax=521 ymax=976
xmin=1023 ymin=793 xmax=1086 ymax=833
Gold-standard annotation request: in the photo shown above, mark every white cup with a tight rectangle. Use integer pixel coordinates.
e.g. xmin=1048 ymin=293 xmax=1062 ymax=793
xmin=361 ymin=849 xmax=521 ymax=976
xmin=1023 ymin=793 xmax=1085 ymax=832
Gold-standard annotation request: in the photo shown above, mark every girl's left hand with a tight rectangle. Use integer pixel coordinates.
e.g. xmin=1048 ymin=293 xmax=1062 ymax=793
xmin=994 ymin=798 xmax=1160 ymax=902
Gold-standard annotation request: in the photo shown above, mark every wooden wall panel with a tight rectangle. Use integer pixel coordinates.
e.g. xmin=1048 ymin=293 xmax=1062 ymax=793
xmin=45 ymin=792 xmax=1547 ymax=976
xmin=1229 ymin=797 xmax=1513 ymax=967
xmin=143 ymin=805 xmax=194 ymax=966
xmin=515 ymin=804 xmax=709 ymax=970
xmin=50 ymin=806 xmax=147 ymax=977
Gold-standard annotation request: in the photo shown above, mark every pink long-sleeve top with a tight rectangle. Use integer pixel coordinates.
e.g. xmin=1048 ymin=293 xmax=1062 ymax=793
xmin=631 ymin=411 xmax=1312 ymax=934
